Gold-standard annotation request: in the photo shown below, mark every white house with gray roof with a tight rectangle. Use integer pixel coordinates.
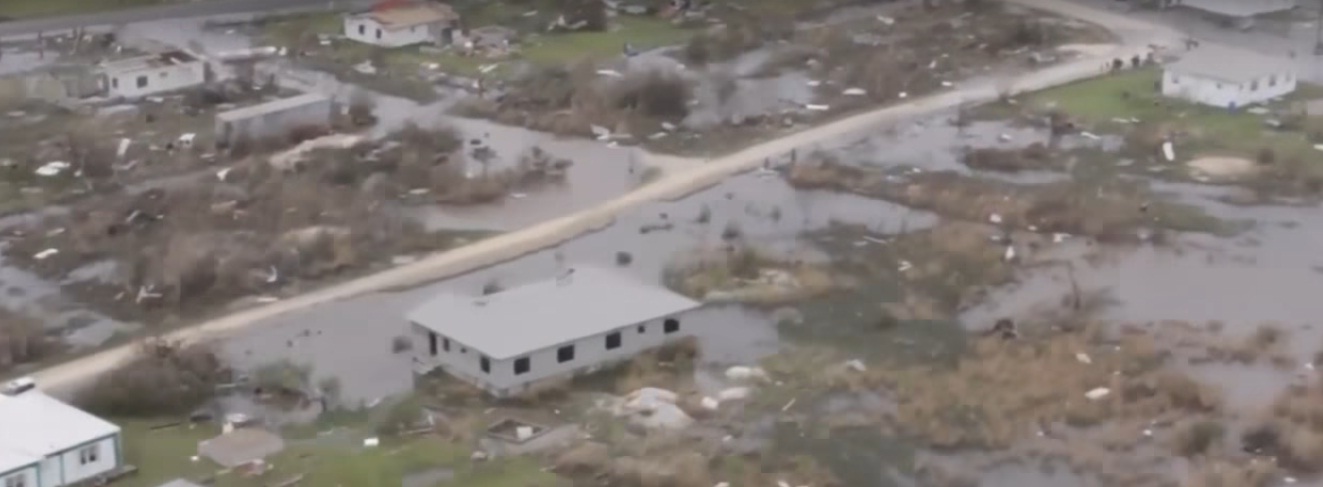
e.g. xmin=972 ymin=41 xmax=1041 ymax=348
xmin=407 ymin=266 xmax=702 ymax=398
xmin=1161 ymin=45 xmax=1296 ymax=109
xmin=0 ymin=385 xmax=123 ymax=487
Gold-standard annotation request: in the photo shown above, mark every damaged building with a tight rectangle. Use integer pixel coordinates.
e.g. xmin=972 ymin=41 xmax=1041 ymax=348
xmin=100 ymin=50 xmax=208 ymax=99
xmin=343 ymin=0 xmax=460 ymax=47
xmin=215 ymin=92 xmax=336 ymax=148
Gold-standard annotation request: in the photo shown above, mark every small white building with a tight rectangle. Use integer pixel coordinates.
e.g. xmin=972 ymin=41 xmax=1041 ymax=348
xmin=343 ymin=2 xmax=459 ymax=48
xmin=1180 ymin=0 xmax=1296 ymax=18
xmin=1161 ymin=45 xmax=1296 ymax=109
xmin=0 ymin=383 xmax=123 ymax=487
xmin=100 ymin=50 xmax=207 ymax=99
xmin=408 ymin=266 xmax=702 ymax=398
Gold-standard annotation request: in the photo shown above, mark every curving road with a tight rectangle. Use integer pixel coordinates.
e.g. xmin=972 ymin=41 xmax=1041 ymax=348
xmin=27 ymin=0 xmax=1182 ymax=396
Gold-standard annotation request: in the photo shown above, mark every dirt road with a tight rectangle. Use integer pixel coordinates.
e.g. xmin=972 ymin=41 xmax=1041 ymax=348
xmin=27 ymin=0 xmax=1181 ymax=396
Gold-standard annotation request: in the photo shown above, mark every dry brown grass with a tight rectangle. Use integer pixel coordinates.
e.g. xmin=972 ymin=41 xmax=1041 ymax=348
xmin=666 ymin=245 xmax=837 ymax=305
xmin=961 ymin=144 xmax=1056 ymax=172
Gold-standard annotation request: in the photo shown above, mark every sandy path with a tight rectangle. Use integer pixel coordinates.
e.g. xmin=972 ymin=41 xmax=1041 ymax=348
xmin=27 ymin=0 xmax=1181 ymax=395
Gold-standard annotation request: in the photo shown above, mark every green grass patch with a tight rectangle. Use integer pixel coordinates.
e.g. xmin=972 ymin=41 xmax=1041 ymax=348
xmin=0 ymin=0 xmax=168 ymax=19
xmin=1003 ymin=68 xmax=1323 ymax=179
xmin=117 ymin=415 xmax=566 ymax=487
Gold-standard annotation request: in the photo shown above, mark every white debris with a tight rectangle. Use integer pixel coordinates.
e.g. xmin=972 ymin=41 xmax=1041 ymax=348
xmin=35 ymin=161 xmax=70 ymax=177
xmin=178 ymin=133 xmax=196 ymax=148
xmin=216 ymin=167 xmax=233 ymax=182
xmin=33 ymin=248 xmax=59 ymax=260
xmin=941 ymin=80 xmax=954 ymax=87
xmin=515 ymin=426 xmax=535 ymax=440
xmin=876 ymin=15 xmax=895 ymax=25
xmin=1003 ymin=245 xmax=1016 ymax=262
xmin=842 ymin=87 xmax=867 ymax=96
xmin=479 ymin=64 xmax=500 ymax=74
xmin=424 ymin=62 xmax=440 ymax=70
xmin=590 ymin=124 xmax=611 ymax=140
xmin=725 ymin=366 xmax=768 ymax=381
xmin=778 ymin=481 xmax=792 ymax=487
xmin=897 ymin=260 xmax=913 ymax=272
xmin=1143 ymin=428 xmax=1153 ymax=437
xmin=661 ymin=121 xmax=677 ymax=132
xmin=615 ymin=387 xmax=694 ymax=430
xmin=997 ymin=133 xmax=1012 ymax=142
xmin=1053 ymin=233 xmax=1070 ymax=243
xmin=1085 ymin=387 xmax=1111 ymax=400
xmin=1075 ymin=352 xmax=1092 ymax=364
xmin=844 ymin=359 xmax=867 ymax=372
xmin=700 ymin=396 xmax=721 ymax=410
xmin=988 ymin=213 xmax=1003 ymax=224
xmin=1080 ymin=131 xmax=1100 ymax=140
xmin=471 ymin=451 xmax=489 ymax=461
xmin=804 ymin=104 xmax=830 ymax=111
xmin=353 ymin=61 xmax=377 ymax=74
xmin=898 ymin=91 xmax=907 ymax=98
xmin=596 ymin=69 xmax=622 ymax=77
xmin=1161 ymin=140 xmax=1175 ymax=162
xmin=1285 ymin=476 xmax=1297 ymax=484
xmin=807 ymin=80 xmax=821 ymax=87
xmin=363 ymin=437 xmax=380 ymax=447
xmin=715 ymin=483 xmax=731 ymax=487
xmin=117 ymin=138 xmax=132 ymax=158
xmin=717 ymin=387 xmax=750 ymax=401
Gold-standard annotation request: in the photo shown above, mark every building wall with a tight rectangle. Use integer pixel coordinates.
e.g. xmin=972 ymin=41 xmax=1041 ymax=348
xmin=105 ymin=61 xmax=206 ymax=99
xmin=343 ymin=16 xmax=438 ymax=47
xmin=413 ymin=313 xmax=693 ymax=397
xmin=216 ymin=97 xmax=335 ymax=147
xmin=53 ymin=435 xmax=119 ymax=486
xmin=1162 ymin=69 xmax=1297 ymax=108
xmin=0 ymin=465 xmax=38 ymax=487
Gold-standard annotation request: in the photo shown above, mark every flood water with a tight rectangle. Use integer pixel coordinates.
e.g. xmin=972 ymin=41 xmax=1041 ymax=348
xmin=6 ymin=4 xmax=1323 ymax=486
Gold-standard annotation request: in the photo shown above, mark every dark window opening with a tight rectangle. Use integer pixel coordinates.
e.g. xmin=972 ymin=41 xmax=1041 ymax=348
xmin=480 ymin=356 xmax=490 ymax=373
xmin=514 ymin=357 xmax=530 ymax=375
xmin=605 ymin=332 xmax=622 ymax=350
xmin=664 ymin=318 xmax=680 ymax=334
xmin=428 ymin=332 xmax=438 ymax=356
xmin=638 ymin=325 xmax=646 ymax=334
xmin=136 ymin=75 xmax=148 ymax=88
xmin=111 ymin=78 xmax=118 ymax=89
xmin=358 ymin=24 xmax=365 ymax=35
xmin=442 ymin=337 xmax=451 ymax=352
xmin=557 ymin=345 xmax=575 ymax=363
xmin=375 ymin=28 xmax=382 ymax=39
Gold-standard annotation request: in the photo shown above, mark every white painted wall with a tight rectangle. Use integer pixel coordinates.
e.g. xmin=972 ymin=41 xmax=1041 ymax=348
xmin=52 ymin=436 xmax=118 ymax=486
xmin=105 ymin=62 xmax=206 ymax=99
xmin=413 ymin=313 xmax=693 ymax=396
xmin=2 ymin=435 xmax=117 ymax=487
xmin=1162 ymin=69 xmax=1297 ymax=108
xmin=0 ymin=465 xmax=37 ymax=487
xmin=342 ymin=16 xmax=436 ymax=48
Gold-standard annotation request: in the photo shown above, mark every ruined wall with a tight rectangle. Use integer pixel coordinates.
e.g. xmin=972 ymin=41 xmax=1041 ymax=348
xmin=215 ymin=97 xmax=335 ymax=147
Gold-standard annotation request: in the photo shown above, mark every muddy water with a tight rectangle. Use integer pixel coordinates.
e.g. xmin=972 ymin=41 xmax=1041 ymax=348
xmin=221 ymin=173 xmax=934 ymax=403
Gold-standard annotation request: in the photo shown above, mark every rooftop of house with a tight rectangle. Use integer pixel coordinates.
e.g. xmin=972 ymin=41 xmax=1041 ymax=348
xmin=1180 ymin=0 xmax=1296 ymax=18
xmin=350 ymin=2 xmax=458 ymax=30
xmin=216 ymin=93 xmax=331 ymax=123
xmin=100 ymin=50 xmax=200 ymax=74
xmin=0 ymin=389 xmax=121 ymax=473
xmin=407 ymin=266 xmax=702 ymax=360
xmin=1166 ymin=45 xmax=1294 ymax=84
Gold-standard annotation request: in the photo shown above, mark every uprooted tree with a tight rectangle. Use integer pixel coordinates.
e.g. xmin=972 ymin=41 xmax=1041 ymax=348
xmin=77 ymin=338 xmax=230 ymax=417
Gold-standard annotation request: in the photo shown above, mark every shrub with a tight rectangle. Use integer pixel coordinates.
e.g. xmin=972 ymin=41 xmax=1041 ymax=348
xmin=609 ymin=71 xmax=692 ymax=119
xmin=77 ymin=339 xmax=229 ymax=417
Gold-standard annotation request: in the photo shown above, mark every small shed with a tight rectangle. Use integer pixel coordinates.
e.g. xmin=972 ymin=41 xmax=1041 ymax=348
xmin=215 ymin=93 xmax=335 ymax=147
xmin=408 ymin=266 xmax=702 ymax=398
xmin=1161 ymin=45 xmax=1296 ymax=109
xmin=100 ymin=50 xmax=207 ymax=99
xmin=344 ymin=2 xmax=460 ymax=48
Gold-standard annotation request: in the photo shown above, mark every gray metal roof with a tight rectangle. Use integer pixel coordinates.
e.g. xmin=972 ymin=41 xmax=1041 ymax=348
xmin=407 ymin=266 xmax=701 ymax=360
xmin=1181 ymin=0 xmax=1295 ymax=18
xmin=156 ymin=480 xmax=206 ymax=487
xmin=216 ymin=93 xmax=330 ymax=123
xmin=1166 ymin=45 xmax=1294 ymax=84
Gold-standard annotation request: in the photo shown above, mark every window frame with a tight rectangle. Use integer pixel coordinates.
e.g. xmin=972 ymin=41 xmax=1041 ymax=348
xmin=136 ymin=75 xmax=148 ymax=89
xmin=514 ymin=356 xmax=531 ymax=375
xmin=78 ymin=443 xmax=99 ymax=465
xmin=605 ymin=331 xmax=622 ymax=350
xmin=557 ymin=345 xmax=575 ymax=363
xmin=664 ymin=318 xmax=680 ymax=334
xmin=480 ymin=356 xmax=490 ymax=373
